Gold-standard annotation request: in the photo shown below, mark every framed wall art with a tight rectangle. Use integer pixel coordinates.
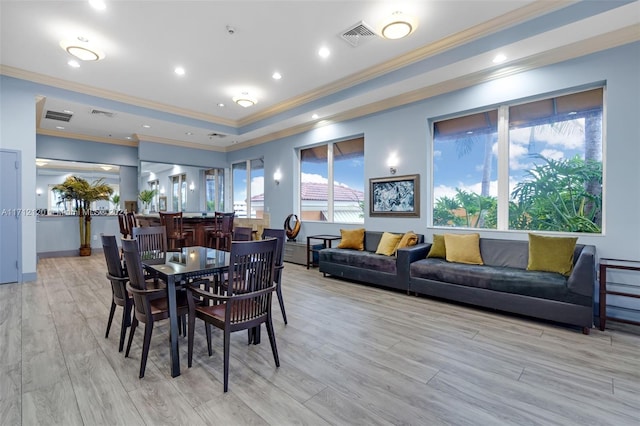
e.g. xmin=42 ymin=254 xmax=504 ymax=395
xmin=369 ymin=174 xmax=420 ymax=217
xmin=158 ymin=196 xmax=167 ymax=212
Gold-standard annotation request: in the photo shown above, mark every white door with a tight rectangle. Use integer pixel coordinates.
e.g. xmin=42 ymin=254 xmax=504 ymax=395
xmin=0 ymin=150 xmax=20 ymax=284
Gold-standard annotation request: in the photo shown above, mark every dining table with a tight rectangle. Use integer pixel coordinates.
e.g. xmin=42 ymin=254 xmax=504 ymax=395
xmin=142 ymin=246 xmax=230 ymax=377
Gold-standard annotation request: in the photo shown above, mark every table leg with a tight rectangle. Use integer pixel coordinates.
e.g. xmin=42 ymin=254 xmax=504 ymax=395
xmin=167 ymin=276 xmax=181 ymax=377
xmin=306 ymin=236 xmax=311 ymax=269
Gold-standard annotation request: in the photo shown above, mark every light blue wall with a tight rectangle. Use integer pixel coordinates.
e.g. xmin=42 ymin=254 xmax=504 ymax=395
xmin=229 ymin=42 xmax=640 ymax=262
xmin=2 ymin=42 xmax=639 ymax=284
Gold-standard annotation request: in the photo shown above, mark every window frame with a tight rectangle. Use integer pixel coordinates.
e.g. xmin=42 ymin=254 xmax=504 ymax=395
xmin=430 ymin=86 xmax=605 ymax=234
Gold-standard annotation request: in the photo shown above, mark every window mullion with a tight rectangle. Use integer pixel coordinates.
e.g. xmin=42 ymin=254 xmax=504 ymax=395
xmin=327 ymin=144 xmax=334 ymax=222
xmin=497 ymin=105 xmax=510 ymax=230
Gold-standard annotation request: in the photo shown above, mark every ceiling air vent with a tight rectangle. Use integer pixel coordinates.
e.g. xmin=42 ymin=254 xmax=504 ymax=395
xmin=340 ymin=21 xmax=377 ymax=47
xmin=208 ymin=133 xmax=227 ymax=139
xmin=45 ymin=110 xmax=73 ymax=122
xmin=90 ymin=108 xmax=115 ymax=118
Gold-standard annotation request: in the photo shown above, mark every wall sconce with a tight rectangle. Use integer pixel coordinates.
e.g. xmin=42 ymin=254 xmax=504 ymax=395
xmin=273 ymin=169 xmax=282 ymax=185
xmin=387 ymin=154 xmax=399 ymax=175
xmin=189 ymin=181 xmax=195 ymax=192
xmin=36 ymin=188 xmax=43 ymax=196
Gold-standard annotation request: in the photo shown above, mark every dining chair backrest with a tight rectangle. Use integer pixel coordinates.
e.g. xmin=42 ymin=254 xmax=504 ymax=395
xmin=159 ymin=212 xmax=183 ymax=236
xmin=233 ymin=226 xmax=253 ymax=241
xmin=117 ymin=213 xmax=130 ymax=238
xmin=227 ymin=239 xmax=277 ymax=295
xmin=101 ymin=234 xmax=128 ymax=301
xmin=218 ymin=212 xmax=235 ymax=234
xmin=261 ymin=228 xmax=285 ymax=268
xmin=125 ymin=212 xmax=137 ymax=231
xmin=121 ymin=238 xmax=150 ymax=292
xmin=132 ymin=225 xmax=167 ymax=264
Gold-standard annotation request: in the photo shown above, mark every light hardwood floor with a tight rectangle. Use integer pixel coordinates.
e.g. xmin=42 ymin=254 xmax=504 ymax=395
xmin=1 ymin=254 xmax=639 ymax=425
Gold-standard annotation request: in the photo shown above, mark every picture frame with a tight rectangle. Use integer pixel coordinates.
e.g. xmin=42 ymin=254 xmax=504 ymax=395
xmin=158 ymin=196 xmax=167 ymax=212
xmin=369 ymin=174 xmax=420 ymax=217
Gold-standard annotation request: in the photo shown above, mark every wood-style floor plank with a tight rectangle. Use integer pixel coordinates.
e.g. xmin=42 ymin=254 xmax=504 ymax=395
xmin=1 ymin=255 xmax=640 ymax=425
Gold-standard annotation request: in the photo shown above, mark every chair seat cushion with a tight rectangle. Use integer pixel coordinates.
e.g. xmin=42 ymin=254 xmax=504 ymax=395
xmin=197 ymin=301 xmax=260 ymax=322
xmin=149 ymin=291 xmax=188 ymax=315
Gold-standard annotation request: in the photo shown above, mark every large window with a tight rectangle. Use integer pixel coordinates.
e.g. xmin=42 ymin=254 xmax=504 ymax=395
xmin=432 ymin=87 xmax=603 ymax=233
xmin=205 ymin=168 xmax=225 ymax=212
xmin=232 ymin=159 xmax=263 ymax=218
xmin=171 ymin=173 xmax=187 ymax=212
xmin=299 ymin=137 xmax=364 ymax=223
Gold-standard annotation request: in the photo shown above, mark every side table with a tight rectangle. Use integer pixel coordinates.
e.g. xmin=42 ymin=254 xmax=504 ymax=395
xmin=306 ymin=234 xmax=341 ymax=269
xmin=599 ymin=258 xmax=640 ymax=330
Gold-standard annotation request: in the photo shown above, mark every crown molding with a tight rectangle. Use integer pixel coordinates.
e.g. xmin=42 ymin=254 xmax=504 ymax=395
xmin=135 ymin=133 xmax=226 ymax=152
xmin=37 ymin=128 xmax=138 ymax=146
xmin=235 ymin=25 xmax=639 ymax=149
xmin=236 ymin=0 xmax=575 ymax=127
xmin=0 ymin=65 xmax=236 ymax=128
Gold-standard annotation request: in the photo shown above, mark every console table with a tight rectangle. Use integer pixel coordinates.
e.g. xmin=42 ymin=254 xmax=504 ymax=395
xmin=306 ymin=235 xmax=341 ymax=269
xmin=599 ymin=258 xmax=640 ymax=330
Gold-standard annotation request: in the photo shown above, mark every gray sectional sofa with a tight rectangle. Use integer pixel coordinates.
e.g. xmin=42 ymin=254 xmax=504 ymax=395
xmin=402 ymin=238 xmax=596 ymax=334
xmin=320 ymin=233 xmax=596 ymax=333
xmin=318 ymin=231 xmax=425 ymax=292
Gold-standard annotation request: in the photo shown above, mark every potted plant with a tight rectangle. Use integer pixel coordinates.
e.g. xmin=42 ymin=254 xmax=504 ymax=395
xmin=52 ymin=175 xmax=113 ymax=256
xmin=138 ymin=189 xmax=156 ymax=214
xmin=111 ymin=193 xmax=120 ymax=212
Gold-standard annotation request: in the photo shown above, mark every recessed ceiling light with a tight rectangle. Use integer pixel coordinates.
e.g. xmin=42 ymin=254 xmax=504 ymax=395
xmin=185 ymin=131 xmax=194 ymax=135
xmin=312 ymin=113 xmax=319 ymax=119
xmin=89 ymin=0 xmax=106 ymax=11
xmin=232 ymin=92 xmax=257 ymax=108
xmin=272 ymin=72 xmax=282 ymax=80
xmin=493 ymin=54 xmax=507 ymax=64
xmin=217 ymin=103 xmax=225 ymax=107
xmin=60 ymin=40 xmax=105 ymax=61
xmin=381 ymin=11 xmax=417 ymax=40
xmin=142 ymin=124 xmax=151 ymax=128
xmin=56 ymin=126 xmax=65 ymax=130
xmin=318 ymin=47 xmax=330 ymax=58
xmin=126 ymin=136 xmax=132 ymax=140
xmin=63 ymin=109 xmax=74 ymax=114
xmin=174 ymin=66 xmax=185 ymax=76
xmin=68 ymin=60 xmax=80 ymax=68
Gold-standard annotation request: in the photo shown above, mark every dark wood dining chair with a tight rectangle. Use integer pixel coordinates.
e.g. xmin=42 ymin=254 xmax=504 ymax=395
xmin=117 ymin=213 xmax=131 ymax=239
xmin=232 ymin=226 xmax=253 ymax=241
xmin=262 ymin=228 xmax=287 ymax=324
xmin=207 ymin=212 xmax=235 ymax=251
xmin=186 ymin=238 xmax=279 ymax=392
xmin=121 ymin=238 xmax=190 ymax=379
xmin=159 ymin=211 xmax=188 ymax=251
xmin=101 ymin=234 xmax=132 ymax=352
xmin=132 ymin=225 xmax=167 ymax=265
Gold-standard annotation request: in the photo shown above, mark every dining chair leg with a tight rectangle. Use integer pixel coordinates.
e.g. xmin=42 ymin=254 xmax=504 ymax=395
xmin=105 ymin=299 xmax=116 ymax=338
xmin=139 ymin=321 xmax=154 ymax=378
xmin=118 ymin=302 xmax=132 ymax=352
xmin=276 ymin=285 xmax=288 ymax=325
xmin=125 ymin=317 xmax=138 ymax=358
xmin=223 ymin=328 xmax=231 ymax=392
xmin=205 ymin=323 xmax=213 ymax=356
xmin=187 ymin=312 xmax=195 ymax=368
xmin=265 ymin=316 xmax=280 ymax=367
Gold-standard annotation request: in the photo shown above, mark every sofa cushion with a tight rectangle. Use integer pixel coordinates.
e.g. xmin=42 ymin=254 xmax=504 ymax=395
xmin=320 ymin=248 xmax=397 ymax=274
xmin=427 ymin=234 xmax=446 ymax=258
xmin=444 ymin=233 xmax=483 ymax=265
xmin=337 ymin=228 xmax=365 ymax=250
xmin=410 ymin=258 xmax=589 ymax=305
xmin=397 ymin=231 xmax=418 ymax=250
xmin=375 ymin=232 xmax=402 ymax=256
xmin=527 ymin=234 xmax=578 ymax=276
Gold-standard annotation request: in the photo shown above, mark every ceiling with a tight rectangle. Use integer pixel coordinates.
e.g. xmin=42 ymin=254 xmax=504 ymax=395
xmin=1 ymin=1 xmax=639 ymax=151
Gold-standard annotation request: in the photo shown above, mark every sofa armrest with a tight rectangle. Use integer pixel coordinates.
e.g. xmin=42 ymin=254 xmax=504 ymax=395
xmin=397 ymin=243 xmax=431 ymax=284
xmin=567 ymin=245 xmax=596 ymax=298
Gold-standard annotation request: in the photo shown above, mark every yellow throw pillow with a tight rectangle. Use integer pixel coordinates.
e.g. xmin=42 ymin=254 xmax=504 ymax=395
xmin=375 ymin=232 xmax=403 ymax=256
xmin=427 ymin=234 xmax=446 ymax=258
xmin=444 ymin=233 xmax=483 ymax=265
xmin=396 ymin=231 xmax=418 ymax=250
xmin=337 ymin=228 xmax=365 ymax=250
xmin=527 ymin=234 xmax=578 ymax=276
